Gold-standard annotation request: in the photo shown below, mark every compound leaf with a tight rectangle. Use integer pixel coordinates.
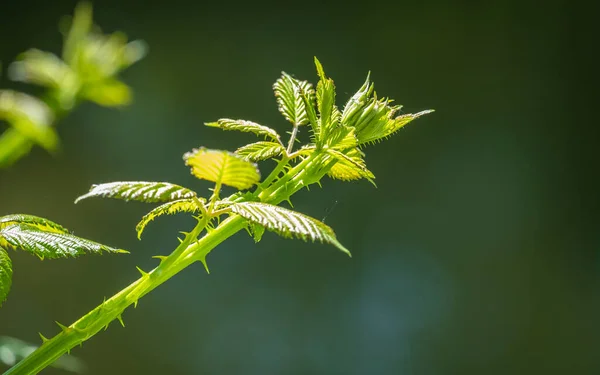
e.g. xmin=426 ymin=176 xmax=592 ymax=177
xmin=183 ymin=148 xmax=260 ymax=190
xmin=0 ymin=247 xmax=12 ymax=307
xmin=75 ymin=181 xmax=196 ymax=204
xmin=0 ymin=224 xmax=126 ymax=259
xmin=327 ymin=148 xmax=375 ymax=184
xmin=205 ymin=119 xmax=281 ymax=142
xmin=235 ymin=141 xmax=285 ymax=162
xmin=136 ymin=198 xmax=203 ymax=239
xmin=273 ymin=72 xmax=313 ymax=127
xmin=230 ymin=201 xmax=350 ymax=256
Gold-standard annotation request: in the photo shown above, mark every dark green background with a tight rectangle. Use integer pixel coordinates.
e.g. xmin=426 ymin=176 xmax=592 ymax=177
xmin=1 ymin=0 xmax=597 ymax=374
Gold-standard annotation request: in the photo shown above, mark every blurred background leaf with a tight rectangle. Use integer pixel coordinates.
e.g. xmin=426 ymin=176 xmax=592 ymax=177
xmin=0 ymin=0 xmax=597 ymax=374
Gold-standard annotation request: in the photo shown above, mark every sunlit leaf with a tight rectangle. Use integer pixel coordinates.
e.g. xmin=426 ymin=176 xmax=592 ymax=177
xmin=0 ymin=247 xmax=12 ymax=306
xmin=230 ymin=201 xmax=350 ymax=256
xmin=0 ymin=224 xmax=126 ymax=259
xmin=136 ymin=198 xmax=204 ymax=239
xmin=183 ymin=148 xmax=260 ymax=190
xmin=205 ymin=119 xmax=281 ymax=142
xmin=235 ymin=141 xmax=285 ymax=162
xmin=273 ymin=72 xmax=312 ymax=126
xmin=314 ymin=57 xmax=338 ymax=144
xmin=0 ymin=214 xmax=70 ymax=234
xmin=327 ymin=148 xmax=375 ymax=184
xmin=75 ymin=181 xmax=197 ymax=204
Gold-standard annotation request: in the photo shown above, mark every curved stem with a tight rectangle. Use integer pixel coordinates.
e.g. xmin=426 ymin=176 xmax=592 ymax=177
xmin=5 ymin=150 xmax=335 ymax=375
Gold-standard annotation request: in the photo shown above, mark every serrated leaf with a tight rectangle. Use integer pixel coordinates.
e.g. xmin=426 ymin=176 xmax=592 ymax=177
xmin=205 ymin=119 xmax=281 ymax=142
xmin=183 ymin=148 xmax=260 ymax=190
xmin=235 ymin=141 xmax=285 ymax=162
xmin=0 ymin=214 xmax=69 ymax=234
xmin=273 ymin=72 xmax=312 ymax=127
xmin=327 ymin=148 xmax=375 ymax=184
xmin=136 ymin=198 xmax=203 ymax=239
xmin=230 ymin=201 xmax=350 ymax=256
xmin=314 ymin=60 xmax=337 ymax=145
xmin=249 ymin=223 xmax=265 ymax=243
xmin=75 ymin=181 xmax=197 ymax=204
xmin=0 ymin=224 xmax=126 ymax=259
xmin=362 ymin=110 xmax=434 ymax=145
xmin=0 ymin=247 xmax=12 ymax=306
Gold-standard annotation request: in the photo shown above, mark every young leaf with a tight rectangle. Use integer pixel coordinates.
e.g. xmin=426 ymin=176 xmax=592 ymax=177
xmin=136 ymin=198 xmax=204 ymax=239
xmin=0 ymin=224 xmax=126 ymax=259
xmin=183 ymin=148 xmax=260 ymax=190
xmin=0 ymin=247 xmax=12 ymax=306
xmin=362 ymin=110 xmax=434 ymax=145
xmin=230 ymin=201 xmax=350 ymax=256
xmin=327 ymin=148 xmax=375 ymax=184
xmin=0 ymin=214 xmax=69 ymax=234
xmin=314 ymin=58 xmax=338 ymax=144
xmin=75 ymin=181 xmax=197 ymax=204
xmin=273 ymin=72 xmax=312 ymax=127
xmin=235 ymin=141 xmax=285 ymax=162
xmin=80 ymin=78 xmax=132 ymax=107
xmin=205 ymin=119 xmax=281 ymax=142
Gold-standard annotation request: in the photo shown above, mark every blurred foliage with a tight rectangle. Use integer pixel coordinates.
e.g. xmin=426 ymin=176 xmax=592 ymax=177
xmin=0 ymin=2 xmax=146 ymax=169
xmin=0 ymin=336 xmax=84 ymax=373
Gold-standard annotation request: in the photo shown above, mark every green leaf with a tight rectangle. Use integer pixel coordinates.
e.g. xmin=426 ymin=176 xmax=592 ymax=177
xmin=230 ymin=201 xmax=350 ymax=256
xmin=205 ymin=119 xmax=281 ymax=142
xmin=366 ymin=110 xmax=434 ymax=144
xmin=313 ymin=58 xmax=338 ymax=145
xmin=0 ymin=214 xmax=69 ymax=234
xmin=136 ymin=198 xmax=203 ymax=239
xmin=75 ymin=181 xmax=197 ymax=204
xmin=80 ymin=78 xmax=132 ymax=107
xmin=9 ymin=49 xmax=78 ymax=90
xmin=0 ymin=224 xmax=126 ymax=259
xmin=249 ymin=223 xmax=265 ymax=243
xmin=0 ymin=90 xmax=59 ymax=152
xmin=235 ymin=141 xmax=285 ymax=162
xmin=183 ymin=147 xmax=260 ymax=190
xmin=341 ymin=72 xmax=373 ymax=125
xmin=327 ymin=148 xmax=375 ymax=184
xmin=273 ymin=72 xmax=313 ymax=126
xmin=0 ymin=247 xmax=12 ymax=307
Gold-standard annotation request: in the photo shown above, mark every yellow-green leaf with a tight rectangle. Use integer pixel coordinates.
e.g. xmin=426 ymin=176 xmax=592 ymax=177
xmin=230 ymin=201 xmax=350 ymax=256
xmin=75 ymin=181 xmax=197 ymax=204
xmin=183 ymin=148 xmax=260 ymax=190
xmin=136 ymin=198 xmax=203 ymax=239
xmin=206 ymin=119 xmax=280 ymax=142
xmin=235 ymin=141 xmax=285 ymax=162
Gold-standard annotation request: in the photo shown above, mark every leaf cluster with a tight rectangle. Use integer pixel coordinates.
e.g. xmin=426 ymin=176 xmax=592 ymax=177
xmin=0 ymin=2 xmax=146 ymax=168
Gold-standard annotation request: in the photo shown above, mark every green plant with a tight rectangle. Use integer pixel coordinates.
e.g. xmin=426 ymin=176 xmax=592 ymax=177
xmin=2 ymin=57 xmax=432 ymax=374
xmin=0 ymin=2 xmax=145 ymax=168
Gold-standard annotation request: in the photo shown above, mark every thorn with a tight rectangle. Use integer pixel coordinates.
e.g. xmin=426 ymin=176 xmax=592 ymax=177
xmin=177 ymin=237 xmax=184 ymax=244
xmin=152 ymin=255 xmax=168 ymax=262
xmin=117 ymin=315 xmax=125 ymax=327
xmin=286 ymin=199 xmax=294 ymax=208
xmin=67 ymin=349 xmax=71 ymax=355
xmin=56 ymin=321 xmax=69 ymax=332
xmin=316 ymin=181 xmax=323 ymax=188
xmin=134 ymin=299 xmax=139 ymax=308
xmin=39 ymin=333 xmax=49 ymax=343
xmin=136 ymin=266 xmax=149 ymax=277
xmin=199 ymin=256 xmax=210 ymax=274
xmin=104 ymin=323 xmax=110 ymax=331
xmin=179 ymin=231 xmax=190 ymax=237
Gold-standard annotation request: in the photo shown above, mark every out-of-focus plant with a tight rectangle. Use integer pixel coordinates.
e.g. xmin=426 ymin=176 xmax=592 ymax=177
xmin=3 ymin=57 xmax=432 ymax=374
xmin=0 ymin=336 xmax=85 ymax=373
xmin=0 ymin=1 xmax=146 ymax=168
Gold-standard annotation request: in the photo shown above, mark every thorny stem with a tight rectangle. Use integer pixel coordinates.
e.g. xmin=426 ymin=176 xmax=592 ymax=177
xmin=5 ymin=149 xmax=333 ymax=375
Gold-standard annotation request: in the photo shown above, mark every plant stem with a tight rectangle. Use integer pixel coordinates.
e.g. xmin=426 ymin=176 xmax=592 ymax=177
xmin=286 ymin=124 xmax=299 ymax=154
xmin=6 ymin=151 xmax=333 ymax=375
